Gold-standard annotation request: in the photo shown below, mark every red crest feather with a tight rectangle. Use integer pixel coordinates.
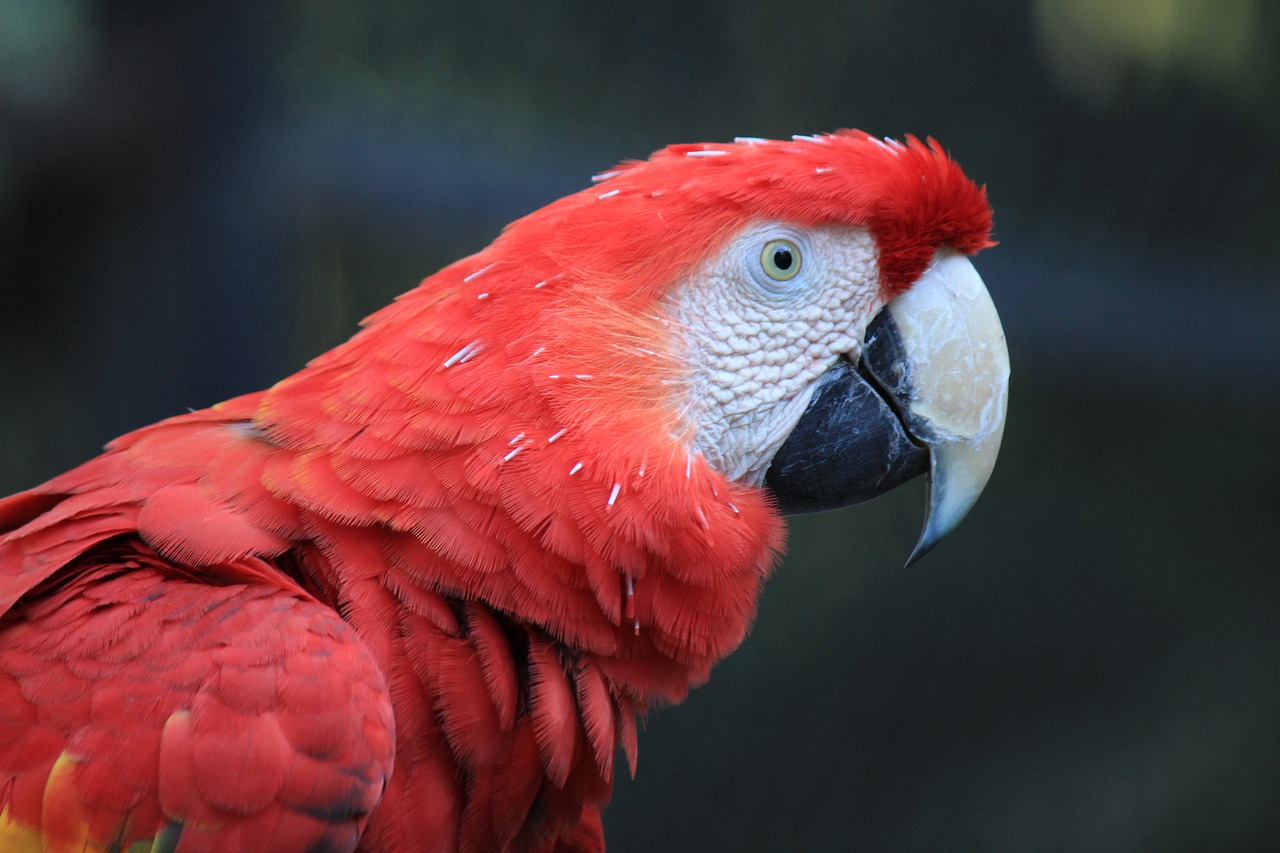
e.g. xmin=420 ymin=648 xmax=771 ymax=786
xmin=495 ymin=130 xmax=993 ymax=300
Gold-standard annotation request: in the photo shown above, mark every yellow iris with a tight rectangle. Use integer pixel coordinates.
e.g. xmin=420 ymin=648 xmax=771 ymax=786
xmin=760 ymin=239 xmax=801 ymax=281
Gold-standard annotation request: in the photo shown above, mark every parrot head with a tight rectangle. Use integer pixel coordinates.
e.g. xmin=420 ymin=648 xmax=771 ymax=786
xmin=260 ymin=128 xmax=1007 ymax=696
xmin=362 ymin=131 xmax=1007 ymax=566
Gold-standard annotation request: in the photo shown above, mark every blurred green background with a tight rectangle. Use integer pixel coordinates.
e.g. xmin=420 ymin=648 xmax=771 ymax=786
xmin=2 ymin=1 xmax=1277 ymax=850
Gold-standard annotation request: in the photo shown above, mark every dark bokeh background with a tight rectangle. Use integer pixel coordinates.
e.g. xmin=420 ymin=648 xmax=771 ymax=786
xmin=2 ymin=1 xmax=1277 ymax=850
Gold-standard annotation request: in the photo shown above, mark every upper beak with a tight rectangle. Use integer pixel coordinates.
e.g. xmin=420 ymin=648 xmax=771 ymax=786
xmin=763 ymin=251 xmax=1010 ymax=565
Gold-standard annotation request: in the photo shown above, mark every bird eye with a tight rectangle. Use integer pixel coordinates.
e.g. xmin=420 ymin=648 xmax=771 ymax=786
xmin=760 ymin=238 xmax=801 ymax=282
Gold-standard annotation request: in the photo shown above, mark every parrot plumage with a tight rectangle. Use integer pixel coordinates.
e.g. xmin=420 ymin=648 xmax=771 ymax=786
xmin=0 ymin=132 xmax=1007 ymax=852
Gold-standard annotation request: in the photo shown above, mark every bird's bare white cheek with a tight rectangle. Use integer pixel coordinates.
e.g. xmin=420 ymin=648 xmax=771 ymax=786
xmin=671 ymin=226 xmax=879 ymax=481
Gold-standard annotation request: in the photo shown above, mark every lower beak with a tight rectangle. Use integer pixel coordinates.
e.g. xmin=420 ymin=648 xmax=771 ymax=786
xmin=763 ymin=252 xmax=1010 ymax=565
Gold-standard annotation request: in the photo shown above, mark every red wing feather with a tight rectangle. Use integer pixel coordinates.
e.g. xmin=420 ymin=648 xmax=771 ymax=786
xmin=0 ymin=565 xmax=394 ymax=853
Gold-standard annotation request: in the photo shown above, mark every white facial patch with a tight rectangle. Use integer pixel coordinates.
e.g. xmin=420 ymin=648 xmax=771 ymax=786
xmin=667 ymin=222 xmax=882 ymax=484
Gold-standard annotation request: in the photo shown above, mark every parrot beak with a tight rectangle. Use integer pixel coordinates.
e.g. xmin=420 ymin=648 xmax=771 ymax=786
xmin=764 ymin=251 xmax=1009 ymax=566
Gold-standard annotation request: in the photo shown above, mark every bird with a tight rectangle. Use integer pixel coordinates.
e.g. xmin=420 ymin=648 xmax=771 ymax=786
xmin=0 ymin=130 xmax=1008 ymax=852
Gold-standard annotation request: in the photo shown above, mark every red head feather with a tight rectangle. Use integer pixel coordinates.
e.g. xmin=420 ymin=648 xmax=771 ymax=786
xmin=292 ymin=132 xmax=994 ymax=450
xmin=491 ymin=130 xmax=993 ymax=302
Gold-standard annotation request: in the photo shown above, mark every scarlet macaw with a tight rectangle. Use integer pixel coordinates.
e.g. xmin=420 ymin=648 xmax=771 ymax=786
xmin=0 ymin=131 xmax=1008 ymax=852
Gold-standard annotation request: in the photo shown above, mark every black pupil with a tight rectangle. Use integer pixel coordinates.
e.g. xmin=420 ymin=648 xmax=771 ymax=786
xmin=773 ymin=248 xmax=793 ymax=271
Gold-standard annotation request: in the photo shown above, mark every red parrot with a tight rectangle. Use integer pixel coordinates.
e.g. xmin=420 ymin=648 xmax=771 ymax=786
xmin=0 ymin=132 xmax=1008 ymax=852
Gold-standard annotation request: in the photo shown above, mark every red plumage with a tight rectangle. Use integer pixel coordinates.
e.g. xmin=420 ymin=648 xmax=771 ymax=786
xmin=0 ymin=131 xmax=992 ymax=851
